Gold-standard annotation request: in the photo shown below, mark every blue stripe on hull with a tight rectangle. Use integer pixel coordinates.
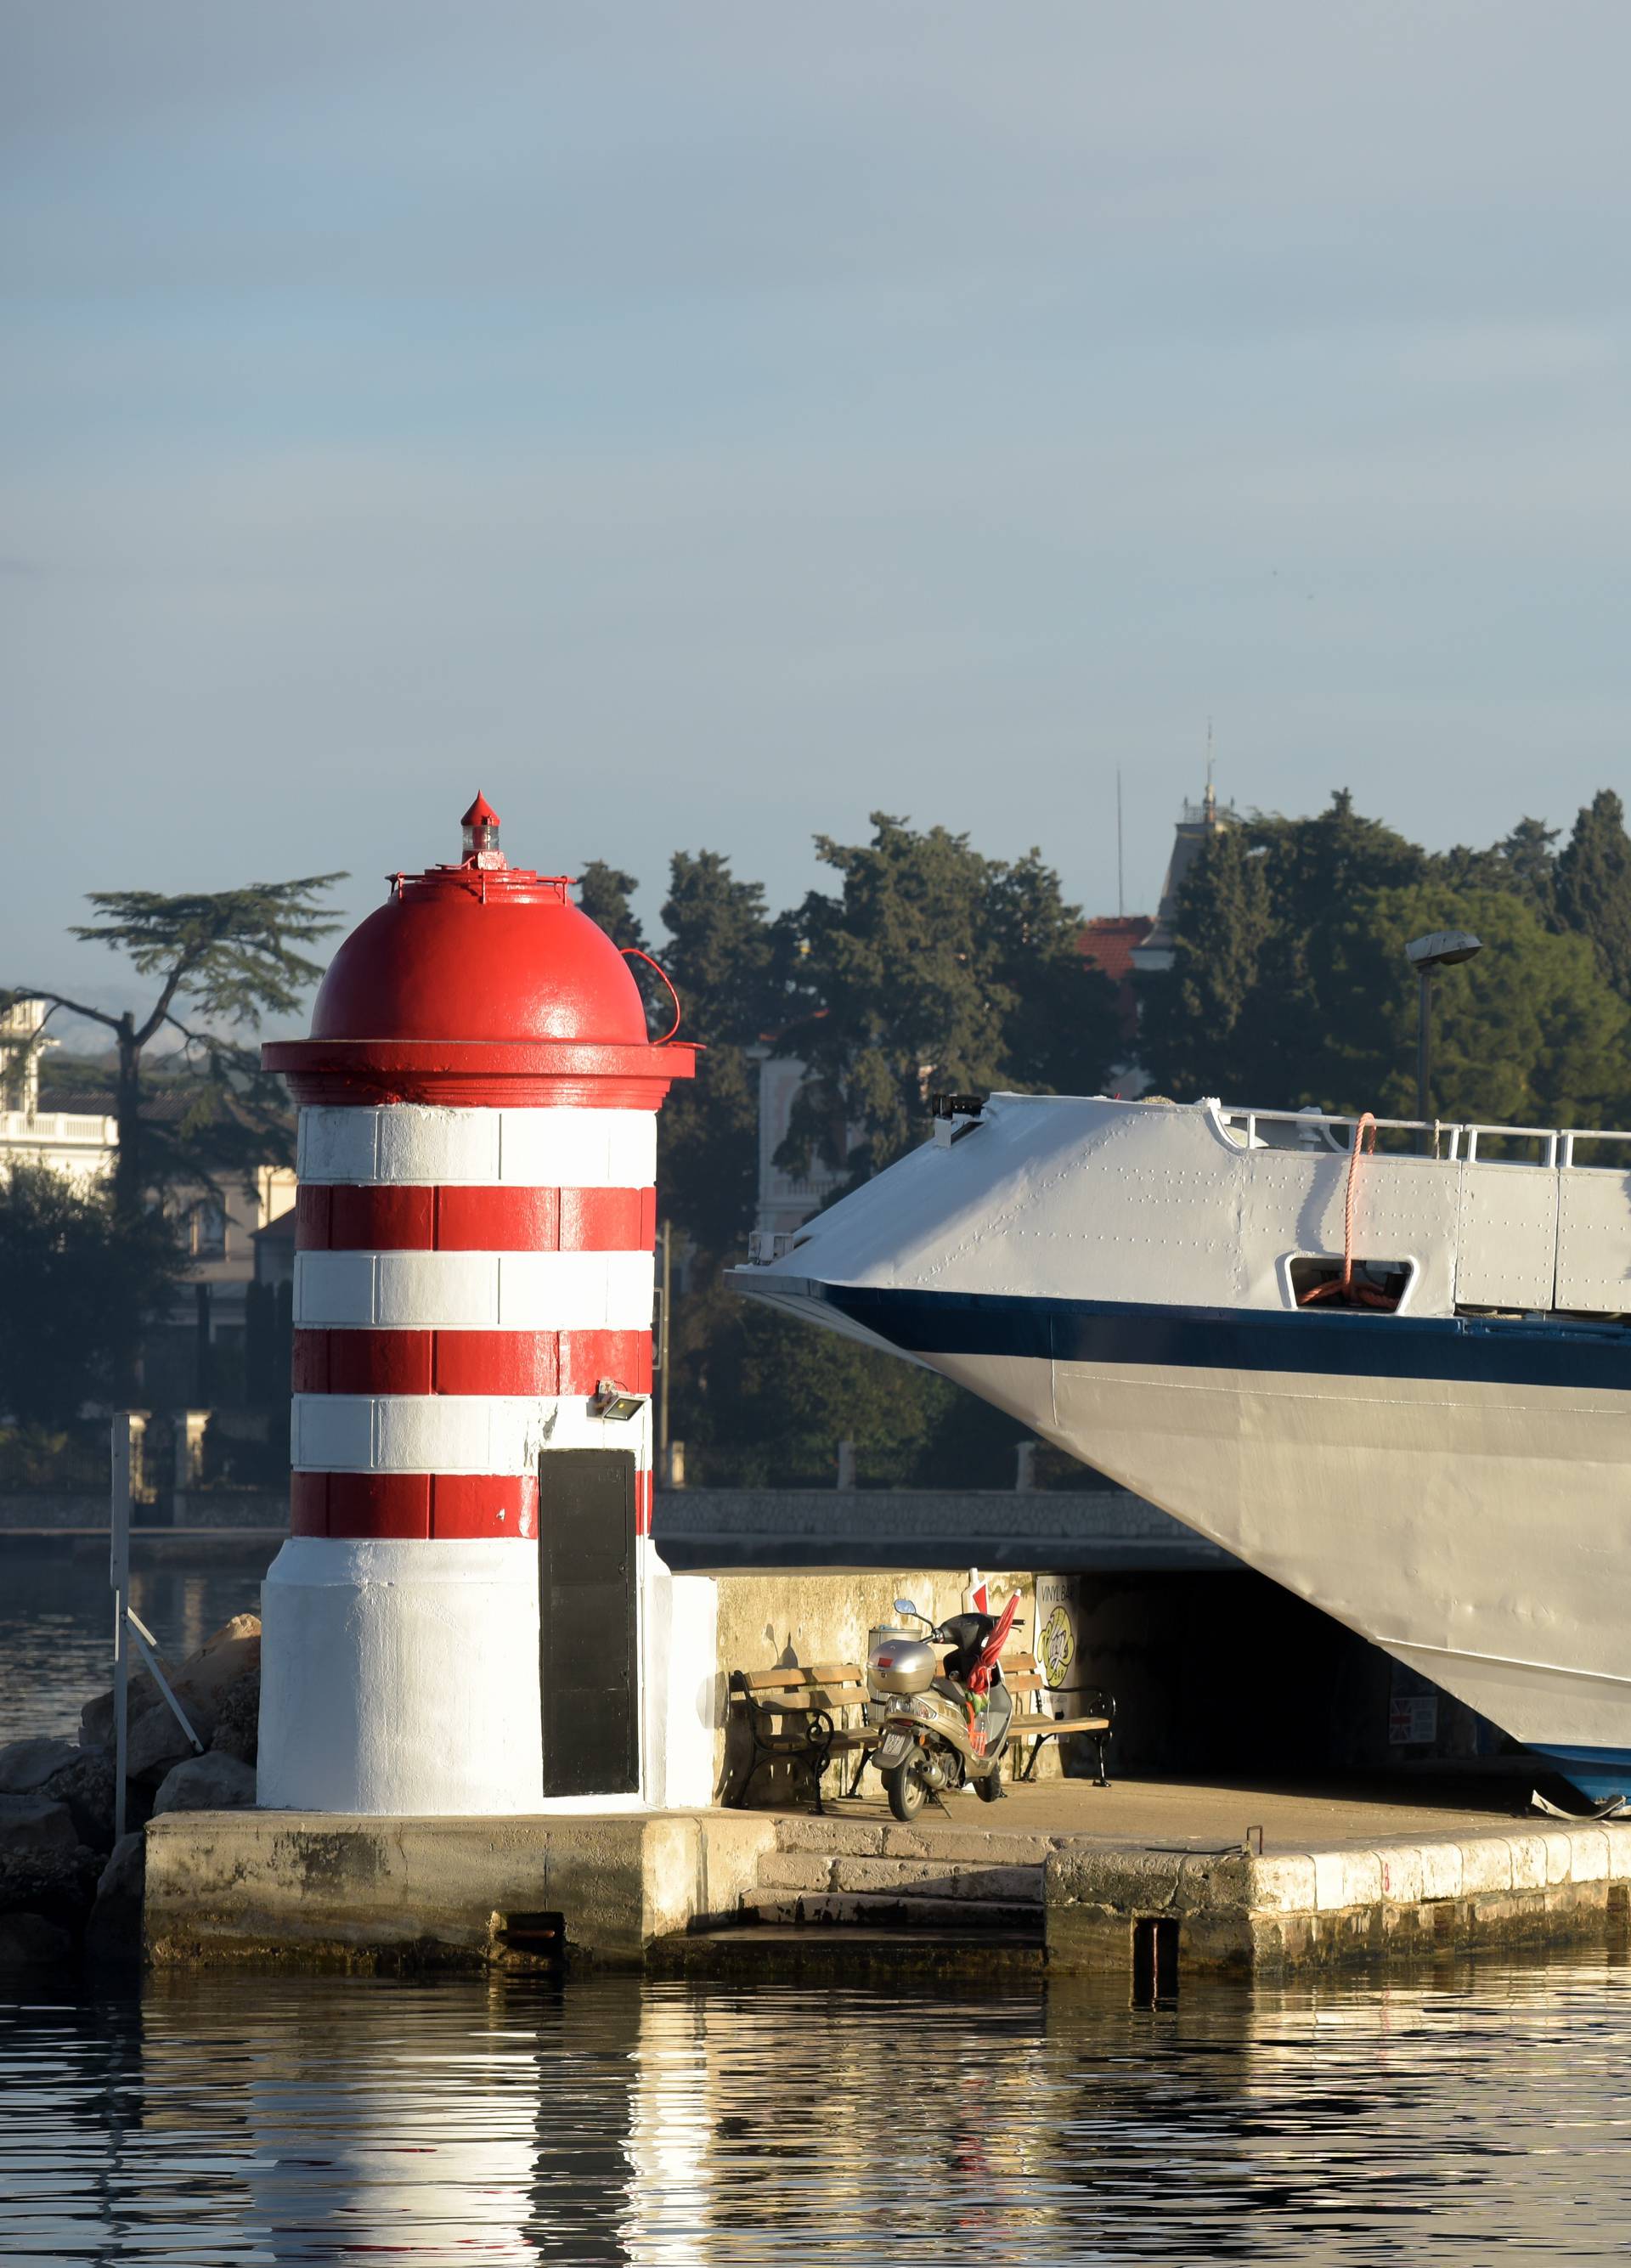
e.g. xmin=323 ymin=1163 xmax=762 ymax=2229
xmin=1532 ymin=1746 xmax=1631 ymax=1806
xmin=759 ymin=1279 xmax=1631 ymax=1392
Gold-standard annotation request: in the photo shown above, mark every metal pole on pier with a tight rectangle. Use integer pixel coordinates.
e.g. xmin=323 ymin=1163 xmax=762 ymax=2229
xmin=1415 ymin=968 xmax=1433 ymax=1154
xmin=110 ymin=1413 xmax=133 ymax=1844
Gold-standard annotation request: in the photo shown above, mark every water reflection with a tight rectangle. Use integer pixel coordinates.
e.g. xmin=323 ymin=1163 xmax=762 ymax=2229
xmin=0 ymin=1549 xmax=268 ymax=1741
xmin=2 ymin=1956 xmax=1630 ymax=2263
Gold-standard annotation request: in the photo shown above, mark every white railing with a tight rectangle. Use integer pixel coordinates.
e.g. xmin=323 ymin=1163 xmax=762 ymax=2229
xmin=1214 ymin=1102 xmax=1631 ymax=1171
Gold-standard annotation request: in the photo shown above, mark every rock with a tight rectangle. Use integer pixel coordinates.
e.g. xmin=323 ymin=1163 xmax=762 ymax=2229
xmin=0 ymin=1735 xmax=84 ymax=1792
xmin=81 ymin=1610 xmax=260 ymax=1753
xmin=127 ymin=1701 xmax=212 ymax=1788
xmin=152 ymin=1751 xmax=257 ymax=1814
xmin=0 ymin=1835 xmax=104 ymax=1938
xmin=0 ymin=1739 xmax=116 ymax=1850
xmin=0 ymin=1911 xmax=75 ymax=1971
xmin=176 ymin=1613 xmax=262 ymax=1705
xmin=82 ymin=1611 xmax=260 ymax=1784
xmin=39 ymin=1747 xmax=117 ymax=1849
xmin=0 ymin=1795 xmax=79 ymax=1857
xmin=209 ymin=1667 xmax=261 ymax=1764
xmin=83 ymin=1831 xmax=145 ymax=1965
xmin=81 ymin=1673 xmax=157 ymax=1751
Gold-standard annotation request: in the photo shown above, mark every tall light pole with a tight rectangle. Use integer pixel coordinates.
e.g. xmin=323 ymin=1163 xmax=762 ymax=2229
xmin=1404 ymin=930 xmax=1481 ymax=1150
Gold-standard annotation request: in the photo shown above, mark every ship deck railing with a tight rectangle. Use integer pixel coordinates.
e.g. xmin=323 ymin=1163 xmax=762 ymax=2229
xmin=1214 ymin=1102 xmax=1631 ymax=1171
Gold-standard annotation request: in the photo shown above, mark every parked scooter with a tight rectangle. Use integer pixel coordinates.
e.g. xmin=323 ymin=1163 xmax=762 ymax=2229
xmin=868 ymin=1594 xmax=1021 ymax=1821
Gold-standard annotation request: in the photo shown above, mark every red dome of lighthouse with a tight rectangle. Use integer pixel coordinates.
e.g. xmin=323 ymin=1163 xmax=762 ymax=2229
xmin=311 ymin=795 xmax=648 ymax=1045
xmin=266 ymin=798 xmax=694 ymax=1108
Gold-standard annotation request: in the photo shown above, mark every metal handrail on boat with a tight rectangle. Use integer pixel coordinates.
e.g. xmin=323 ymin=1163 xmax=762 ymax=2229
xmin=1214 ymin=1102 xmax=1631 ymax=1171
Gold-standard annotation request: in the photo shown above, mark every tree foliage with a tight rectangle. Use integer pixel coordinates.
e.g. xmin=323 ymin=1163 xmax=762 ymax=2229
xmin=656 ymin=851 xmax=789 ymax=1260
xmin=781 ymin=815 xmax=1119 ymax=1181
xmin=1326 ymin=883 xmax=1631 ymax=1126
xmin=1140 ymin=791 xmax=1422 ymax=1103
xmin=0 ymin=1166 xmax=185 ymax=1427
xmin=1140 ymin=787 xmax=1631 ymax=1132
xmin=9 ymin=874 xmax=345 ymax=1223
xmin=1556 ymin=789 xmax=1631 ymax=1001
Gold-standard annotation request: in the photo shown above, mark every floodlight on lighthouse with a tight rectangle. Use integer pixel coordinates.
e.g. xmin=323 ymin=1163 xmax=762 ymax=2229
xmin=593 ymin=1381 xmax=646 ymax=1423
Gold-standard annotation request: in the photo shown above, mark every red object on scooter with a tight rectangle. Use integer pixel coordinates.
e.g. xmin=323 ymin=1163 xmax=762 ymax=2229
xmin=966 ymin=1590 xmax=1019 ymax=1695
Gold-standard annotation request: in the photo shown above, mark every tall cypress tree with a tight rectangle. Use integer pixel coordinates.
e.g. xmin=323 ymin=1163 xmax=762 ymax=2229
xmin=1556 ymin=790 xmax=1631 ymax=1000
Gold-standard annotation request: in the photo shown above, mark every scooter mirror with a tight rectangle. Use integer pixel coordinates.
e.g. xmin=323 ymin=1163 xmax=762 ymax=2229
xmin=893 ymin=1598 xmax=918 ymax=1619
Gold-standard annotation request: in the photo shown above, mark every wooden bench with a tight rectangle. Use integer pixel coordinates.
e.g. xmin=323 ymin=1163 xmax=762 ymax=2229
xmin=726 ymin=1662 xmax=878 ymax=1814
xmin=1002 ymin=1650 xmax=1115 ymax=1786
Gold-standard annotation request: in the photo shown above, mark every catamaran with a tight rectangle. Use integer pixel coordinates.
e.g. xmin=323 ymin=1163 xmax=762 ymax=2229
xmin=728 ymin=1091 xmax=1631 ymax=1801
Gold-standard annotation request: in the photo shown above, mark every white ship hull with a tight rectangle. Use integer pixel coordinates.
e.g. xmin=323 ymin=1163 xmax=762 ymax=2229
xmin=730 ymin=1095 xmax=1631 ymax=1799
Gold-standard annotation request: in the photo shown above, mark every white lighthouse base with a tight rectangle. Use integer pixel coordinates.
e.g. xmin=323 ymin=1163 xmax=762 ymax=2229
xmin=257 ymin=1535 xmax=720 ymax=1815
xmin=258 ymin=1537 xmax=545 ymax=1814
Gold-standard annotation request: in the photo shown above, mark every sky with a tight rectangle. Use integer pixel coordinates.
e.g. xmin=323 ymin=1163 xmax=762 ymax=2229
xmin=4 ymin=1 xmax=1629 ymax=1039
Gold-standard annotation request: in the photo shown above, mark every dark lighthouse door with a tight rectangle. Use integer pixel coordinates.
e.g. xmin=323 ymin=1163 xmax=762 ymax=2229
xmin=539 ymin=1450 xmax=640 ymax=1797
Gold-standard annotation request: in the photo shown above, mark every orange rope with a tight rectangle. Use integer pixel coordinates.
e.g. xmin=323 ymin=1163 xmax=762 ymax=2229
xmin=1300 ymin=1111 xmax=1394 ymax=1307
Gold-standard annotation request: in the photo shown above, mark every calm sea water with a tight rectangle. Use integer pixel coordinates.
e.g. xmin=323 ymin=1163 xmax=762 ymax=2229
xmin=4 ymin=1554 xmax=1630 ymax=2262
xmin=3 ymin=1962 xmax=1631 ymax=2264
xmin=0 ymin=1548 xmax=268 ymax=1743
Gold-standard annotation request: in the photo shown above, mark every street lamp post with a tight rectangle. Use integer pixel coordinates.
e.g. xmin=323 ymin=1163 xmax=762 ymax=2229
xmin=1404 ymin=930 xmax=1482 ymax=1152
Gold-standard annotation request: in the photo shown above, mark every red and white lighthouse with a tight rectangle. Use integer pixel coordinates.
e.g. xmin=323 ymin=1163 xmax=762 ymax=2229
xmin=257 ymin=797 xmax=694 ymax=1814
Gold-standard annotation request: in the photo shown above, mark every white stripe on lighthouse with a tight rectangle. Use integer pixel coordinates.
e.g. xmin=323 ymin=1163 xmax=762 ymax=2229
xmin=290 ymin=1391 xmax=652 ymax=1473
xmin=293 ymin=1249 xmax=655 ymax=1330
xmin=292 ymin=1393 xmax=552 ymax=1475
xmin=296 ymin=1105 xmax=656 ymax=1188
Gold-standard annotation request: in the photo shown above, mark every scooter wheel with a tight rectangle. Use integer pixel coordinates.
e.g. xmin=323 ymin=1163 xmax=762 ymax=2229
xmin=975 ymin=1757 xmax=1004 ymax=1802
xmin=884 ymin=1760 xmax=926 ymax=1822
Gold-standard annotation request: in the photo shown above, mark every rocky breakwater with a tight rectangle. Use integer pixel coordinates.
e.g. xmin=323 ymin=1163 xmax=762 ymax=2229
xmin=0 ymin=1611 xmax=261 ymax=1977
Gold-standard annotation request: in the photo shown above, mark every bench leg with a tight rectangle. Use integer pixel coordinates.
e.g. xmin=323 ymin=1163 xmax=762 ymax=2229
xmin=729 ymin=1746 xmax=768 ymax=1810
xmin=846 ymin=1749 xmax=871 ymax=1798
xmin=1094 ymin=1734 xmax=1110 ymax=1789
xmin=1019 ymin=1735 xmax=1043 ymax=1784
xmin=808 ymin=1736 xmax=833 ymax=1815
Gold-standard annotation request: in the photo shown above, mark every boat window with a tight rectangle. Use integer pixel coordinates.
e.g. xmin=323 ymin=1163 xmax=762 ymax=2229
xmin=1289 ymin=1256 xmax=1414 ymax=1312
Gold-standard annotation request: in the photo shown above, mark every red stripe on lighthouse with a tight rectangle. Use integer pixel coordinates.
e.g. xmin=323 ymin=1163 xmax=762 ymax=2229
xmin=291 ymin=1470 xmax=542 ymax=1541
xmin=293 ymin=1329 xmax=653 ymax=1397
xmin=296 ymin=1184 xmax=654 ymax=1252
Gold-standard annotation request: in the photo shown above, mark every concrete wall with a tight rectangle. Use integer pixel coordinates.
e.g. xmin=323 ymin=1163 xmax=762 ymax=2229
xmin=692 ymin=1564 xmax=1069 ymax=1801
xmin=653 ymin=1487 xmax=1233 ymax=1572
xmin=145 ymin=1808 xmax=779 ymax=1966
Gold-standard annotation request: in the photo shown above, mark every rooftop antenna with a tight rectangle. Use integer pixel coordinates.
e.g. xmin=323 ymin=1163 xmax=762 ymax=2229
xmin=1116 ymin=767 xmax=1125 ymax=918
xmin=1205 ymin=719 xmax=1216 ymax=821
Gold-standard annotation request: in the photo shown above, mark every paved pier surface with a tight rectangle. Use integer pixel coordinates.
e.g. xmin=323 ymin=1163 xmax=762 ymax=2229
xmin=816 ymin=1770 xmax=1525 ymax=1852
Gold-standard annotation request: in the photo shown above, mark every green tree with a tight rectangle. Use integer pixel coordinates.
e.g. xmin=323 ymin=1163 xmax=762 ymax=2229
xmin=0 ymin=1166 xmax=185 ymax=1427
xmin=1140 ymin=791 xmax=1424 ymax=1103
xmin=1556 ymin=790 xmax=1631 ymax=1000
xmin=574 ymin=858 xmax=675 ymax=1037
xmin=656 ymin=850 xmax=787 ymax=1260
xmin=575 ymin=860 xmax=644 ymax=949
xmin=9 ymin=875 xmax=344 ymax=1226
xmin=672 ymin=1300 xmax=958 ymax=1487
xmin=985 ymin=849 xmax=1125 ymax=1095
xmin=1136 ymin=825 xmax=1272 ymax=1097
xmin=1497 ymin=816 xmax=1560 ymax=922
xmin=1326 ymin=882 xmax=1631 ymax=1128
xmin=782 ymin=815 xmax=1118 ymax=1181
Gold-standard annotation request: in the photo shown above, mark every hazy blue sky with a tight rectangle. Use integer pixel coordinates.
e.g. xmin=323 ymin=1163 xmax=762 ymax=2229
xmin=4 ymin=2 xmax=1628 ymax=1035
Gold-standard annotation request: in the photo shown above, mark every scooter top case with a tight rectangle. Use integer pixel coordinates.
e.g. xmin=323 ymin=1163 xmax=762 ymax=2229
xmin=869 ymin=1635 xmax=937 ymax=1695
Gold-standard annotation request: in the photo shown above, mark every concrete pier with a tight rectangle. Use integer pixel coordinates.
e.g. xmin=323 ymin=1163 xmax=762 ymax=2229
xmin=144 ymin=1808 xmax=777 ymax=1967
xmin=140 ymin=1775 xmax=1631 ymax=1981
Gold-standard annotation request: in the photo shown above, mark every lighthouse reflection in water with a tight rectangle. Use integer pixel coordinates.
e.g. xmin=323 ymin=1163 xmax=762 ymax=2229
xmin=7 ymin=1966 xmax=1631 ymax=2262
